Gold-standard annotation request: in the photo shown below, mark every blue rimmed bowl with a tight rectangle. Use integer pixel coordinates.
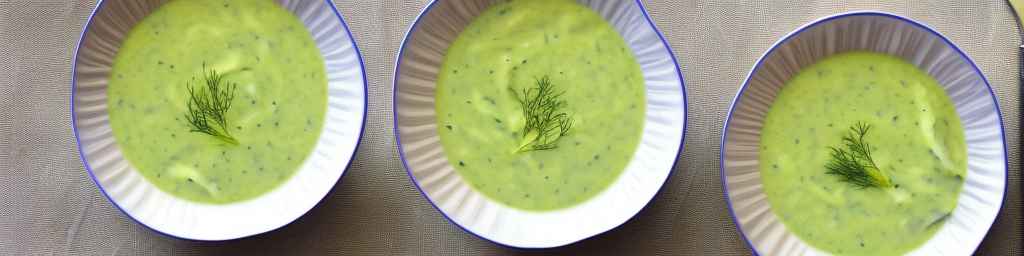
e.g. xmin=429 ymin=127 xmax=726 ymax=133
xmin=71 ymin=0 xmax=367 ymax=241
xmin=393 ymin=0 xmax=687 ymax=249
xmin=721 ymin=11 xmax=1007 ymax=255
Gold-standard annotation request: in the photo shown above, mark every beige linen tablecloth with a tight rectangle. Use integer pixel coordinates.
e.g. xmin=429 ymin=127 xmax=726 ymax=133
xmin=0 ymin=0 xmax=1019 ymax=255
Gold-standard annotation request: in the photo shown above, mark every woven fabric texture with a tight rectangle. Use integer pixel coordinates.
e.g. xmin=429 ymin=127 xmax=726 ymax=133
xmin=0 ymin=0 xmax=1019 ymax=255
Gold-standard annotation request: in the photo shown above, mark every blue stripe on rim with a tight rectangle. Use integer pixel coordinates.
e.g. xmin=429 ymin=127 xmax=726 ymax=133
xmin=70 ymin=0 xmax=369 ymax=241
xmin=719 ymin=11 xmax=1009 ymax=255
xmin=392 ymin=0 xmax=688 ymax=250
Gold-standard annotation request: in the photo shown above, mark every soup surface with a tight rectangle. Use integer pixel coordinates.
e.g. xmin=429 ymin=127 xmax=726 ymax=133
xmin=759 ymin=52 xmax=966 ymax=255
xmin=107 ymin=0 xmax=326 ymax=204
xmin=435 ymin=0 xmax=646 ymax=211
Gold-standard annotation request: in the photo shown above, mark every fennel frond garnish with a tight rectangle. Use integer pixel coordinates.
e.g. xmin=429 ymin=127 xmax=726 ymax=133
xmin=512 ymin=75 xmax=574 ymax=153
xmin=183 ymin=64 xmax=247 ymax=145
xmin=825 ymin=122 xmax=893 ymax=189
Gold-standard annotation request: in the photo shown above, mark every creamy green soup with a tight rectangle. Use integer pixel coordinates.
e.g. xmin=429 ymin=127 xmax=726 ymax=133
xmin=760 ymin=52 xmax=966 ymax=255
xmin=435 ymin=0 xmax=646 ymax=211
xmin=107 ymin=0 xmax=326 ymax=204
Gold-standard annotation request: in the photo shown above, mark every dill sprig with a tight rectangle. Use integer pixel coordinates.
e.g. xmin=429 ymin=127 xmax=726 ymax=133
xmin=825 ymin=122 xmax=893 ymax=189
xmin=183 ymin=64 xmax=244 ymax=145
xmin=512 ymin=76 xmax=574 ymax=153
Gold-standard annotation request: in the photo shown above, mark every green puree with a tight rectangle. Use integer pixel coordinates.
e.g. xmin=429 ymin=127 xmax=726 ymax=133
xmin=435 ymin=0 xmax=646 ymax=211
xmin=107 ymin=0 xmax=326 ymax=204
xmin=760 ymin=52 xmax=966 ymax=255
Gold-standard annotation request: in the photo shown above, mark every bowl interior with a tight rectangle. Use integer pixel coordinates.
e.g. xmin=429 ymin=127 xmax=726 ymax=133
xmin=722 ymin=12 xmax=1006 ymax=255
xmin=394 ymin=0 xmax=686 ymax=248
xmin=72 ymin=0 xmax=366 ymax=241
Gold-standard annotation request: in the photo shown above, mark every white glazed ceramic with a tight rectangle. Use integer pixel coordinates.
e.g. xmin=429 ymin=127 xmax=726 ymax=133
xmin=393 ymin=0 xmax=687 ymax=248
xmin=71 ymin=0 xmax=367 ymax=241
xmin=721 ymin=11 xmax=1007 ymax=255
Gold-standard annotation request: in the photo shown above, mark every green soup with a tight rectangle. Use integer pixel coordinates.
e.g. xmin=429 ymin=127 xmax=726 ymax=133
xmin=759 ymin=52 xmax=966 ymax=255
xmin=107 ymin=0 xmax=326 ymax=204
xmin=435 ymin=0 xmax=646 ymax=211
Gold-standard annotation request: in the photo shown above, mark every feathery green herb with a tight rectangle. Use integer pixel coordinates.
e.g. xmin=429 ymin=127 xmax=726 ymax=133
xmin=512 ymin=76 xmax=574 ymax=152
xmin=825 ymin=122 xmax=893 ymax=188
xmin=183 ymin=64 xmax=247 ymax=145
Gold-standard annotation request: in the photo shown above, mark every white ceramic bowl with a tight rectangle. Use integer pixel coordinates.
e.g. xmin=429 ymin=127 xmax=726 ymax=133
xmin=393 ymin=0 xmax=687 ymax=249
xmin=71 ymin=0 xmax=367 ymax=241
xmin=721 ymin=11 xmax=1007 ymax=255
